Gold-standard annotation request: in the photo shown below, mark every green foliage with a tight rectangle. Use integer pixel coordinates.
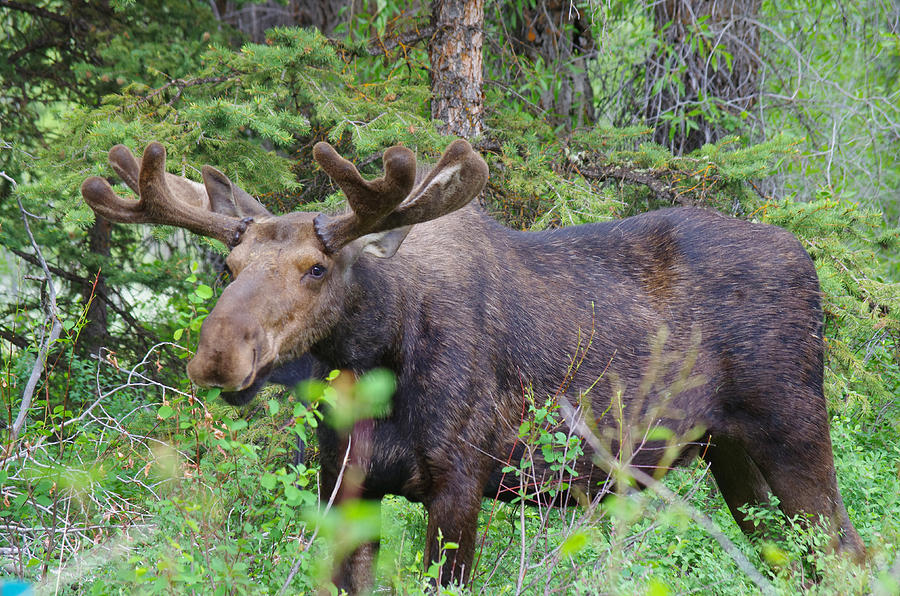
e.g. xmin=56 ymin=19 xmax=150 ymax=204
xmin=2 ymin=1 xmax=898 ymax=594
xmin=502 ymin=395 xmax=586 ymax=503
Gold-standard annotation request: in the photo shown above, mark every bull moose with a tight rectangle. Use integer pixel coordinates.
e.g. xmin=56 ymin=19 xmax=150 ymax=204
xmin=80 ymin=139 xmax=864 ymax=592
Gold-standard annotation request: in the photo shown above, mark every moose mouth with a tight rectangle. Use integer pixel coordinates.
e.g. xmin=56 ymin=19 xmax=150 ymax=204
xmin=217 ymin=355 xmax=316 ymax=407
xmin=219 ymin=360 xmax=274 ymax=406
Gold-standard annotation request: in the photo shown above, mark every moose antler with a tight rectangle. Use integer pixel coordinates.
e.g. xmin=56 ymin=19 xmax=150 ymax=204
xmin=313 ymin=139 xmax=489 ymax=253
xmin=81 ymin=143 xmax=270 ymax=247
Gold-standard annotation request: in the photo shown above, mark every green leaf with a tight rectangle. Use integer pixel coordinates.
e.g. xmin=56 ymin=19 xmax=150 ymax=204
xmin=260 ymin=473 xmax=277 ymax=490
xmin=646 ymin=578 xmax=671 ymax=596
xmin=560 ymin=531 xmax=588 ymax=557
xmin=761 ymin=542 xmax=790 ymax=567
xmin=157 ymin=405 xmax=174 ymax=419
xmin=195 ymin=284 xmax=213 ymax=300
xmin=268 ymin=399 xmax=280 ymax=415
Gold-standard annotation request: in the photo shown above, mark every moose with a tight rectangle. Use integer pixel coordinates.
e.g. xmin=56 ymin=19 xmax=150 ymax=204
xmin=81 ymin=139 xmax=864 ymax=592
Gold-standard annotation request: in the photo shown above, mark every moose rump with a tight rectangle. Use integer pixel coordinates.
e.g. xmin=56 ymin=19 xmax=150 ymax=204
xmin=80 ymin=140 xmax=864 ymax=594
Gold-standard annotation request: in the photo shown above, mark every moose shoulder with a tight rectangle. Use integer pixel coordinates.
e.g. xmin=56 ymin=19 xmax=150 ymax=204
xmin=81 ymin=140 xmax=864 ymax=593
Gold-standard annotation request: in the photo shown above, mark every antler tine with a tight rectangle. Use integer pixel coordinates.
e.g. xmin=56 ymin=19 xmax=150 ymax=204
xmin=313 ymin=139 xmax=488 ymax=253
xmin=313 ymin=142 xmax=417 ymax=251
xmin=107 ymin=144 xmax=141 ymax=193
xmin=81 ymin=142 xmax=251 ymax=247
xmin=107 ymin=144 xmax=211 ymax=210
xmin=380 ymin=139 xmax=488 ymax=231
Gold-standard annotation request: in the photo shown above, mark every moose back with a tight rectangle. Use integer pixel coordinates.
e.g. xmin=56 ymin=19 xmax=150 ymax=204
xmin=81 ymin=140 xmax=864 ymax=593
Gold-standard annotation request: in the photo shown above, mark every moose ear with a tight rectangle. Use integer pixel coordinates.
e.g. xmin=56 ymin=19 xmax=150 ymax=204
xmin=340 ymin=226 xmax=412 ymax=264
xmin=361 ymin=226 xmax=412 ymax=258
xmin=201 ymin=166 xmax=240 ymax=216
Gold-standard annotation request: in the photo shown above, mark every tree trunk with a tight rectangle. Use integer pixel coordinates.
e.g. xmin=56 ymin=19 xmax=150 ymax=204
xmin=644 ymin=0 xmax=761 ymax=154
xmin=429 ymin=0 xmax=485 ymax=138
xmin=80 ymin=217 xmax=111 ymax=357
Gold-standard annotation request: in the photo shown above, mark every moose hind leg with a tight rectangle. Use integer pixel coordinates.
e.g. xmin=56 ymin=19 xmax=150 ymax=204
xmin=721 ymin=407 xmax=865 ymax=562
xmin=752 ymin=434 xmax=864 ymax=560
xmin=705 ymin=434 xmax=774 ymax=537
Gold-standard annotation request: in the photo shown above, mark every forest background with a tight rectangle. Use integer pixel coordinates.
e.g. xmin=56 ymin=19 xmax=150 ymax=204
xmin=1 ymin=0 xmax=898 ymax=593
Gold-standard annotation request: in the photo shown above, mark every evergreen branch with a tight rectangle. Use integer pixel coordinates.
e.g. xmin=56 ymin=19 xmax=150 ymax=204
xmin=0 ymin=0 xmax=78 ymax=26
xmin=577 ymin=163 xmax=678 ymax=204
xmin=121 ymin=73 xmax=240 ymax=111
xmin=7 ymin=36 xmax=69 ymax=65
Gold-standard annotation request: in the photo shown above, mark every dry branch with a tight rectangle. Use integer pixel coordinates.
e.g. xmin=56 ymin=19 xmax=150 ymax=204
xmin=4 ymin=172 xmax=63 ymax=447
xmin=578 ymin=163 xmax=678 ymax=204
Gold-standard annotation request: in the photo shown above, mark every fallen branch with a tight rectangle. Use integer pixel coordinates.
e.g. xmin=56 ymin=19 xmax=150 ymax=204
xmin=558 ymin=398 xmax=776 ymax=596
xmin=578 ymin=163 xmax=678 ymax=204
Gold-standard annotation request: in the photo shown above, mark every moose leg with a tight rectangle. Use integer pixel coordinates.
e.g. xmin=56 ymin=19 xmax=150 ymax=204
xmin=720 ymin=409 xmax=865 ymax=562
xmin=319 ymin=462 xmax=381 ymax=594
xmin=423 ymin=481 xmax=484 ymax=587
xmin=751 ymin=436 xmax=864 ymax=560
xmin=333 ymin=515 xmax=381 ymax=595
xmin=318 ymin=419 xmax=380 ymax=594
xmin=705 ymin=435 xmax=774 ymax=536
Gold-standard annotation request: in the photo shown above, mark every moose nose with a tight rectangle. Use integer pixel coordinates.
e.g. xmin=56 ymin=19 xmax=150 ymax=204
xmin=186 ymin=311 xmax=268 ymax=392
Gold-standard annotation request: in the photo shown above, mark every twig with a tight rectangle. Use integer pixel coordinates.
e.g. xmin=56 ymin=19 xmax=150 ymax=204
xmin=366 ymin=24 xmax=435 ymax=56
xmin=578 ymin=163 xmax=678 ymax=204
xmin=7 ymin=177 xmax=63 ymax=447
xmin=7 ymin=246 xmax=163 ymax=348
xmin=557 ymin=399 xmax=777 ymax=596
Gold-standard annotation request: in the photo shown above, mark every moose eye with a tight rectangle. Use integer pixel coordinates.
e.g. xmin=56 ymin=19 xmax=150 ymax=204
xmin=308 ymin=263 xmax=327 ymax=278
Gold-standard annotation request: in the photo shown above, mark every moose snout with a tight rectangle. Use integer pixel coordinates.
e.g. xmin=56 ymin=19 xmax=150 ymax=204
xmin=186 ymin=311 xmax=270 ymax=392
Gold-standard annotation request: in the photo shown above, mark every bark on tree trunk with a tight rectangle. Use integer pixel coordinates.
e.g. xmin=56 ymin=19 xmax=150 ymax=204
xmin=429 ymin=0 xmax=485 ymax=138
xmin=80 ymin=217 xmax=111 ymax=357
xmin=644 ymin=0 xmax=761 ymax=154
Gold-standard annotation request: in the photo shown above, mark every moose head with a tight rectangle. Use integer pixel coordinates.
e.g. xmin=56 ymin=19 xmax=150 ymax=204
xmin=81 ymin=140 xmax=488 ymax=402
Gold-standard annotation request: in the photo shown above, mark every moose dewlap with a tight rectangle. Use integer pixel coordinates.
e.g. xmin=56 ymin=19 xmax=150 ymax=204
xmin=81 ymin=140 xmax=864 ymax=593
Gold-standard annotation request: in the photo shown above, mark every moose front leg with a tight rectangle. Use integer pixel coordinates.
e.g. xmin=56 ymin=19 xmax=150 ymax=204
xmin=330 ymin=502 xmax=381 ymax=595
xmin=318 ymin=416 xmax=380 ymax=595
xmin=318 ymin=463 xmax=381 ymax=595
xmin=423 ymin=480 xmax=484 ymax=587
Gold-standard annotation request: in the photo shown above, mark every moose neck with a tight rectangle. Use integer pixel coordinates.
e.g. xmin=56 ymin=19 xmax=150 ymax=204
xmin=308 ymin=252 xmax=406 ymax=371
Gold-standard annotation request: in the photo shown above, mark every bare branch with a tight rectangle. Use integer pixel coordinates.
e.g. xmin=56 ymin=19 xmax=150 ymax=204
xmin=578 ymin=163 xmax=678 ymax=204
xmin=7 ymin=179 xmax=63 ymax=447
xmin=6 ymin=246 xmax=162 ymax=348
xmin=365 ymin=24 xmax=435 ymax=56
